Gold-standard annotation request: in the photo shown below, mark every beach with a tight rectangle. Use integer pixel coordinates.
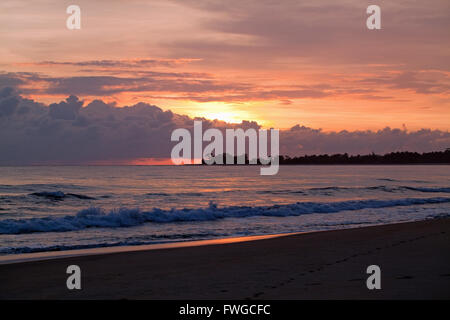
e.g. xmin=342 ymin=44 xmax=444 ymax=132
xmin=1 ymin=0 xmax=449 ymax=306
xmin=1 ymin=217 xmax=449 ymax=300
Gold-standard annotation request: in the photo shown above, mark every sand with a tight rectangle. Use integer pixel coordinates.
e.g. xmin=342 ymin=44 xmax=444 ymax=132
xmin=1 ymin=218 xmax=449 ymax=299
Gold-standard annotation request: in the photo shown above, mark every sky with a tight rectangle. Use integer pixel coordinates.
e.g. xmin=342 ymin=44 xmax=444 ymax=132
xmin=0 ymin=0 xmax=449 ymax=164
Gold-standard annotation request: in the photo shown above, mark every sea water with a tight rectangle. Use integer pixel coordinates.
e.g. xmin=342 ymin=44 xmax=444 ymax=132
xmin=0 ymin=165 xmax=449 ymax=255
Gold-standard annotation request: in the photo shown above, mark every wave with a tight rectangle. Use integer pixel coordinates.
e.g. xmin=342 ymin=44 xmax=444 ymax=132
xmin=402 ymin=186 xmax=450 ymax=193
xmin=146 ymin=191 xmax=204 ymax=197
xmin=141 ymin=185 xmax=450 ymax=198
xmin=377 ymin=178 xmax=430 ymax=183
xmin=3 ymin=185 xmax=448 ymax=203
xmin=176 ymin=192 xmax=204 ymax=197
xmin=256 ymin=185 xmax=450 ymax=195
xmin=309 ymin=186 xmax=349 ymax=191
xmin=0 ymin=183 xmax=89 ymax=192
xmin=30 ymin=191 xmax=95 ymax=200
xmin=0 ymin=242 xmax=134 ymax=255
xmin=146 ymin=192 xmax=169 ymax=197
xmin=256 ymin=189 xmax=305 ymax=194
xmin=0 ymin=232 xmax=228 ymax=254
xmin=1 ymin=197 xmax=449 ymax=235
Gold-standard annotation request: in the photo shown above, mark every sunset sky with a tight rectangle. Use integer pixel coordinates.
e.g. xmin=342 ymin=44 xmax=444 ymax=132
xmin=1 ymin=0 xmax=449 ymax=131
xmin=0 ymin=0 xmax=449 ymax=165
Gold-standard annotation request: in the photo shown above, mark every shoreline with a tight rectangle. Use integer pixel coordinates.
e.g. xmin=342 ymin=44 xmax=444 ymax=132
xmin=0 ymin=219 xmax=431 ymax=265
xmin=0 ymin=232 xmax=299 ymax=265
xmin=1 ymin=217 xmax=449 ymax=299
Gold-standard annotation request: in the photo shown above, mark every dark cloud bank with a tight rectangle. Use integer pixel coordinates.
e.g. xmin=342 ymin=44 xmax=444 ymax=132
xmin=0 ymin=87 xmax=449 ymax=165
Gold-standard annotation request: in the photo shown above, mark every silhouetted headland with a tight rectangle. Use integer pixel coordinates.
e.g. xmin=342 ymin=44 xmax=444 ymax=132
xmin=199 ymin=149 xmax=450 ymax=165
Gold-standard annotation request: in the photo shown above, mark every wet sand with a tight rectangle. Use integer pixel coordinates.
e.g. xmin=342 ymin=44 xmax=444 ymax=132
xmin=1 ymin=218 xmax=449 ymax=299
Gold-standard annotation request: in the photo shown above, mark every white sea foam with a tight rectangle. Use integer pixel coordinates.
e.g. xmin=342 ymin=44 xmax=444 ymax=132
xmin=1 ymin=197 xmax=449 ymax=235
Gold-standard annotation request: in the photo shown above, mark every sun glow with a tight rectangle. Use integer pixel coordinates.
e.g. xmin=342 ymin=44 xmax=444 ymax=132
xmin=201 ymin=111 xmax=242 ymax=123
xmin=184 ymin=102 xmax=269 ymax=126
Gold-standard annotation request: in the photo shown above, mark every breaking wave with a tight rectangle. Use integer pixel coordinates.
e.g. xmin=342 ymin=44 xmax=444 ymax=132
xmin=0 ymin=196 xmax=449 ymax=235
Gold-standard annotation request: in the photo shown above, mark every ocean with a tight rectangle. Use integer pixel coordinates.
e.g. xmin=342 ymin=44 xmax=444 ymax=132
xmin=0 ymin=165 xmax=449 ymax=256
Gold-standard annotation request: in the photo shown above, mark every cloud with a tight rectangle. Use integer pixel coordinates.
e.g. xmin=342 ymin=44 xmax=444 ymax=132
xmin=0 ymin=73 xmax=25 ymax=88
xmin=49 ymin=95 xmax=83 ymax=120
xmin=25 ymin=58 xmax=201 ymax=68
xmin=1 ymin=72 xmax=252 ymax=98
xmin=358 ymin=71 xmax=450 ymax=95
xmin=169 ymin=0 xmax=450 ymax=70
xmin=0 ymin=89 xmax=448 ymax=165
xmin=1 ymin=70 xmax=421 ymax=103
xmin=281 ymin=125 xmax=450 ymax=156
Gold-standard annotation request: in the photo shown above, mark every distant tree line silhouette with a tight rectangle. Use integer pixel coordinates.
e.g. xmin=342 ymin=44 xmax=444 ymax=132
xmin=201 ymin=149 xmax=450 ymax=165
